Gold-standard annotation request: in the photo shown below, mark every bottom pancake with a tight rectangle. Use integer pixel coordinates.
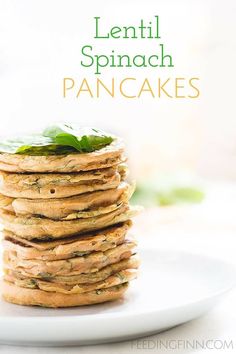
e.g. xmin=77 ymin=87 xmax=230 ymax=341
xmin=2 ymin=280 xmax=128 ymax=307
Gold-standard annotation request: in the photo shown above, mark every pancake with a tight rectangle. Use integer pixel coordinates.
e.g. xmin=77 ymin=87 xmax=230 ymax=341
xmin=2 ymin=281 xmax=128 ymax=307
xmin=4 ymin=268 xmax=137 ymax=294
xmin=0 ymin=167 xmax=121 ymax=199
xmin=117 ymin=163 xmax=128 ymax=180
xmin=5 ymin=255 xmax=140 ymax=284
xmin=4 ymin=182 xmax=133 ymax=220
xmin=0 ymin=205 xmax=141 ymax=240
xmin=4 ymin=240 xmax=137 ymax=277
xmin=13 ymin=202 xmax=122 ymax=221
xmin=0 ymin=139 xmax=125 ymax=173
xmin=2 ymin=222 xmax=131 ymax=261
xmin=0 ymin=194 xmax=12 ymax=209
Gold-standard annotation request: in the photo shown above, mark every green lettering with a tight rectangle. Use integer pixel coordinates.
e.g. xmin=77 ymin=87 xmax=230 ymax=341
xmin=110 ymin=26 xmax=122 ymax=38
xmin=94 ymin=17 xmax=109 ymax=39
xmin=81 ymin=45 xmax=94 ymax=68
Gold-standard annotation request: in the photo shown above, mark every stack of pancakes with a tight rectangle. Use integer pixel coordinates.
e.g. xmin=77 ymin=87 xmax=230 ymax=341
xmin=0 ymin=140 xmax=140 ymax=307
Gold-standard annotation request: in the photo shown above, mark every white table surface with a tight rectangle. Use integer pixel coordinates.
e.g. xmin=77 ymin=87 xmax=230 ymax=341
xmin=1 ymin=182 xmax=236 ymax=354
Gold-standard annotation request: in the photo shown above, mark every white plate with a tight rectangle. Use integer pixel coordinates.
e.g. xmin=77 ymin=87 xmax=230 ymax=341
xmin=0 ymin=249 xmax=235 ymax=346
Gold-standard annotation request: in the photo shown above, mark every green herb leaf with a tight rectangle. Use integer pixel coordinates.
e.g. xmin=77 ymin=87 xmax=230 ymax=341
xmin=131 ymin=173 xmax=205 ymax=207
xmin=0 ymin=123 xmax=114 ymax=155
xmin=43 ymin=124 xmax=114 ymax=153
xmin=0 ymin=135 xmax=70 ymax=155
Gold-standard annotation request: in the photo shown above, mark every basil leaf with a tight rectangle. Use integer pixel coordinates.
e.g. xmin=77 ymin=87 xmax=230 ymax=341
xmin=16 ymin=144 xmax=76 ymax=155
xmin=43 ymin=124 xmax=114 ymax=153
xmin=0 ymin=135 xmax=49 ymax=154
xmin=0 ymin=124 xmax=114 ymax=155
xmin=131 ymin=174 xmax=205 ymax=207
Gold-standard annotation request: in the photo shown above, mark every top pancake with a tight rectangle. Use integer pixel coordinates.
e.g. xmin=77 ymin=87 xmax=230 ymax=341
xmin=0 ymin=139 xmax=124 ymax=173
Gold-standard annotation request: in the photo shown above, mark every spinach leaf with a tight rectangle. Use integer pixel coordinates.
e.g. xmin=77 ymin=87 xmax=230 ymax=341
xmin=0 ymin=124 xmax=114 ymax=155
xmin=43 ymin=124 xmax=113 ymax=153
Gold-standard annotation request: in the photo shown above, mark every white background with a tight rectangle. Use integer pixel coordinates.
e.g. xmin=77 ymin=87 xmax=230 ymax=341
xmin=0 ymin=0 xmax=235 ymax=180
